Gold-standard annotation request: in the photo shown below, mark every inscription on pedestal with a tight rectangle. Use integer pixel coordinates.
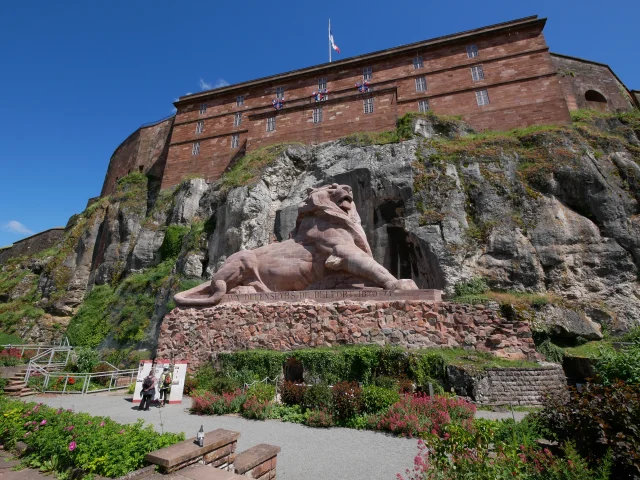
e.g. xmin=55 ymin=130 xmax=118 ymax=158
xmin=219 ymin=289 xmax=442 ymax=304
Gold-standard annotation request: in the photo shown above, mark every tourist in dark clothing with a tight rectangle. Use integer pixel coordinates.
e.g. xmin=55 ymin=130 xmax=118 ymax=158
xmin=139 ymin=372 xmax=156 ymax=411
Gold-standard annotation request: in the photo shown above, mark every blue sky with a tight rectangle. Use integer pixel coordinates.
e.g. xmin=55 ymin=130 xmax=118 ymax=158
xmin=0 ymin=0 xmax=638 ymax=247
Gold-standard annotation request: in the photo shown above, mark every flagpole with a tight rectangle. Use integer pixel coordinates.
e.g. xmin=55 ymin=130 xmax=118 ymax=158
xmin=329 ymin=19 xmax=331 ymax=63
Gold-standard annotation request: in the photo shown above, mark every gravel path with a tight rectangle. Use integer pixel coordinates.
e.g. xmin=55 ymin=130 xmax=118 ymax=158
xmin=31 ymin=393 xmax=526 ymax=480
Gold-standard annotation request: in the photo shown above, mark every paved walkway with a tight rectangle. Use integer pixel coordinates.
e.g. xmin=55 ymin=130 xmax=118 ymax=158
xmin=27 ymin=393 xmax=525 ymax=480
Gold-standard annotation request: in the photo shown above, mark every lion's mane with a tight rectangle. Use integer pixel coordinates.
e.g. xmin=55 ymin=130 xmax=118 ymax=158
xmin=293 ymin=184 xmax=372 ymax=256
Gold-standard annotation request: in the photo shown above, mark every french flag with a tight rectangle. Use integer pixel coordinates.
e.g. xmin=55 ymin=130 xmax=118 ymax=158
xmin=329 ymin=30 xmax=340 ymax=54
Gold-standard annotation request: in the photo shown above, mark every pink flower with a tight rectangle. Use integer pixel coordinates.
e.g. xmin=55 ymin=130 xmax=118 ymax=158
xmin=40 ymin=419 xmax=47 ymax=426
xmin=69 ymin=441 xmax=76 ymax=451
xmin=23 ymin=422 xmax=30 ymax=427
xmin=99 ymin=422 xmax=105 ymax=427
xmin=24 ymin=432 xmax=30 ymax=437
xmin=87 ymin=421 xmax=92 ymax=425
xmin=119 ymin=429 xmax=125 ymax=434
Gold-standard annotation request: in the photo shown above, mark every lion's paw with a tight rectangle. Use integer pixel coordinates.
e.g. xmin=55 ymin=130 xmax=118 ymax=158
xmin=384 ymin=279 xmax=419 ymax=291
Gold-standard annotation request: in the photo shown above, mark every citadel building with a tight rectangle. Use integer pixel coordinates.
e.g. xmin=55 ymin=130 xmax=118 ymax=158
xmin=100 ymin=15 xmax=638 ymax=196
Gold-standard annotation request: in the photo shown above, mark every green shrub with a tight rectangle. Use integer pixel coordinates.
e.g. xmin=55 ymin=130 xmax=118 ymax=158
xmin=241 ymin=397 xmax=272 ymax=420
xmin=361 ymin=385 xmax=400 ymax=414
xmin=454 ymin=278 xmax=489 ymax=297
xmin=269 ymin=404 xmax=305 ymax=423
xmin=407 ymin=353 xmax=447 ymax=386
xmin=302 ymin=383 xmax=332 ymax=412
xmin=75 ymin=347 xmax=100 ymax=373
xmin=160 ymin=225 xmax=189 ymax=260
xmin=535 ymin=381 xmax=640 ymax=478
xmin=401 ymin=430 xmax=610 ymax=480
xmin=304 ymin=409 xmax=334 ymax=428
xmin=189 ymin=390 xmax=246 ymax=415
xmin=218 ymin=350 xmax=286 ymax=380
xmin=331 ymin=381 xmax=362 ymax=422
xmin=595 ymin=342 xmax=640 ymax=384
xmin=373 ymin=376 xmax=399 ymax=390
xmin=537 ymin=339 xmax=566 ymax=363
xmin=280 ymin=381 xmax=306 ymax=406
xmin=245 ymin=383 xmax=275 ymax=403
xmin=0 ymin=397 xmax=183 ymax=477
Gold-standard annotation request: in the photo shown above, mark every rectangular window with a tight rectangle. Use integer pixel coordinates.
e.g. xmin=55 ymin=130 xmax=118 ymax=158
xmin=236 ymin=96 xmax=244 ymax=106
xmin=195 ymin=120 xmax=204 ymax=134
xmin=476 ymin=89 xmax=490 ymax=106
xmin=363 ymin=67 xmax=372 ymax=81
xmin=363 ymin=97 xmax=374 ymax=114
xmin=415 ymin=76 xmax=427 ymax=92
xmin=418 ymin=99 xmax=430 ymax=113
xmin=234 ymin=112 xmax=242 ymax=127
xmin=466 ymin=44 xmax=479 ymax=58
xmin=231 ymin=134 xmax=239 ymax=149
xmin=318 ymin=77 xmax=327 ymax=90
xmin=313 ymin=107 xmax=323 ymax=123
xmin=471 ymin=65 xmax=485 ymax=81
xmin=199 ymin=103 xmax=207 ymax=114
xmin=276 ymin=87 xmax=285 ymax=99
xmin=413 ymin=56 xmax=423 ymax=69
xmin=192 ymin=142 xmax=200 ymax=156
xmin=266 ymin=117 xmax=276 ymax=132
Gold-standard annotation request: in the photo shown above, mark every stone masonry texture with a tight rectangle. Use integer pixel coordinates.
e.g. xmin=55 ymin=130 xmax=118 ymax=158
xmin=551 ymin=54 xmax=636 ymax=112
xmin=156 ymin=300 xmax=538 ymax=368
xmin=0 ymin=228 xmax=65 ymax=264
xmin=160 ymin=18 xmax=572 ymax=190
xmin=97 ymin=16 xmax=637 ymax=196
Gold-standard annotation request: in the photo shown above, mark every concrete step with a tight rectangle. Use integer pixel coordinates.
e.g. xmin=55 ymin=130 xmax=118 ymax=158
xmin=4 ymin=385 xmax=27 ymax=392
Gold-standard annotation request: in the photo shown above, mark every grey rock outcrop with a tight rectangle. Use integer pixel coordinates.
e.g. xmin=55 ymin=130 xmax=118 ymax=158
xmin=2 ymin=113 xmax=639 ymax=348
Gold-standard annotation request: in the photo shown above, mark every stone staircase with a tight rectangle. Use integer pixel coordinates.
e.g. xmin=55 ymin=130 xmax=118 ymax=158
xmin=3 ymin=367 xmax=36 ymax=397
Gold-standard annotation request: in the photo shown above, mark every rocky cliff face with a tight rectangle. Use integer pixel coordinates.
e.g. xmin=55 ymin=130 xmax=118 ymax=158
xmin=1 ymin=110 xmax=639 ymax=352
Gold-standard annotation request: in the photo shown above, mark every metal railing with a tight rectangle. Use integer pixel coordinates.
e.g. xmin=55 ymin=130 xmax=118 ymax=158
xmin=33 ymin=368 xmax=138 ymax=395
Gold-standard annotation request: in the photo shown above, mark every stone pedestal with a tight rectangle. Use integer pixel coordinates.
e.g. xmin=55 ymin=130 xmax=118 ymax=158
xmin=157 ymin=297 xmax=538 ymax=368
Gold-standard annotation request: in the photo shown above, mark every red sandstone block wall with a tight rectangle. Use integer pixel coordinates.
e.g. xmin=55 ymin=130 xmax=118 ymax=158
xmin=157 ymin=21 xmax=572 ymax=190
xmin=101 ymin=117 xmax=174 ymax=196
xmin=551 ymin=54 xmax=636 ymax=112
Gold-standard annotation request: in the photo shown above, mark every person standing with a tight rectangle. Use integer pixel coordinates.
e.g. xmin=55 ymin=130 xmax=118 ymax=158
xmin=158 ymin=367 xmax=172 ymax=407
xmin=139 ymin=372 xmax=156 ymax=411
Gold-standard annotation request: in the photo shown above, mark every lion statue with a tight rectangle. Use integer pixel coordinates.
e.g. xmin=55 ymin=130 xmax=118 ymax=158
xmin=174 ymin=183 xmax=418 ymax=306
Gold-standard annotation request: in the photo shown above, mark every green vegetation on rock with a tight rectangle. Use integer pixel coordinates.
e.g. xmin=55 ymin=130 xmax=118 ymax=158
xmin=220 ymin=143 xmax=301 ymax=189
xmin=67 ymin=260 xmax=178 ymax=348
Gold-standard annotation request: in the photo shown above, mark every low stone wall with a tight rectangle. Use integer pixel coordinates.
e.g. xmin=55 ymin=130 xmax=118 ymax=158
xmin=0 ymin=227 xmax=65 ymax=264
xmin=157 ymin=300 xmax=538 ymax=368
xmin=446 ymin=363 xmax=567 ymax=405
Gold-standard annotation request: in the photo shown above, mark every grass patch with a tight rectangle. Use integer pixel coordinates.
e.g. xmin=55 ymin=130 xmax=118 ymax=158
xmin=0 ymin=333 xmax=24 ymax=344
xmin=66 ymin=260 xmax=180 ymax=348
xmin=219 ymin=143 xmax=301 ymax=190
xmin=451 ymin=289 xmax=559 ymax=309
xmin=564 ymin=341 xmax=612 ymax=359
xmin=426 ymin=348 xmax=539 ymax=369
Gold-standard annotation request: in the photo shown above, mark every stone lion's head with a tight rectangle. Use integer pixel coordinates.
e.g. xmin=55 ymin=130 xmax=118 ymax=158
xmin=298 ymin=183 xmax=361 ymax=224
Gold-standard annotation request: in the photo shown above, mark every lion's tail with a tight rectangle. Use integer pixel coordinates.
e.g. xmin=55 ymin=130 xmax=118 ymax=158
xmin=173 ymin=280 xmax=227 ymax=306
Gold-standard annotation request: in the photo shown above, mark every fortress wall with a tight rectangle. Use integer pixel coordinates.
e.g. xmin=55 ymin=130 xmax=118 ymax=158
xmin=160 ymin=19 xmax=571 ymax=190
xmin=156 ymin=300 xmax=539 ymax=368
xmin=100 ymin=116 xmax=174 ymax=196
xmin=0 ymin=228 xmax=65 ymax=264
xmin=551 ymin=54 xmax=636 ymax=112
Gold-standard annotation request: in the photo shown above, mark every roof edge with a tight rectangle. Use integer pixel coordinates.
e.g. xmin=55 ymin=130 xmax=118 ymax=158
xmin=176 ymin=15 xmax=543 ymax=106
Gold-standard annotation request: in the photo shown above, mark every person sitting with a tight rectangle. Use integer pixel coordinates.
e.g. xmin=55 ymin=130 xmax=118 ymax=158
xmin=158 ymin=367 xmax=172 ymax=407
xmin=139 ymin=372 xmax=156 ymax=411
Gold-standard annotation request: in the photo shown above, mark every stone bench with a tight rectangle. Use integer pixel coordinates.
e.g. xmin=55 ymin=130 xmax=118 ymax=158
xmin=233 ymin=444 xmax=280 ymax=479
xmin=145 ymin=429 xmax=240 ymax=473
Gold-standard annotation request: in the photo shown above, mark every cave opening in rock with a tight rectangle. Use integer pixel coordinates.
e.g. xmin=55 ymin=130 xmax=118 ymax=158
xmin=387 ymin=226 xmax=414 ymax=280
